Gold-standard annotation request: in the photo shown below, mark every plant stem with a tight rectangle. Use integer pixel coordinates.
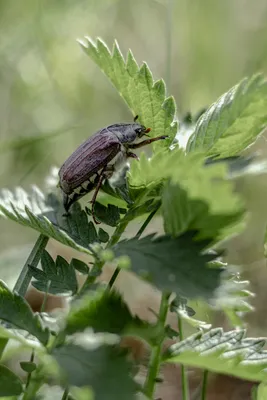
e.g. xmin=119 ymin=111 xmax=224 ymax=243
xmin=13 ymin=234 xmax=49 ymax=297
xmin=201 ymin=370 xmax=208 ymax=400
xmin=178 ymin=317 xmax=190 ymax=400
xmin=80 ymin=218 xmax=130 ymax=294
xmin=144 ymin=292 xmax=170 ymax=399
xmin=61 ymin=388 xmax=69 ymax=400
xmin=25 ymin=350 xmax=35 ymax=390
xmin=40 ymin=280 xmax=51 ymax=313
xmin=108 ymin=206 xmax=160 ymax=289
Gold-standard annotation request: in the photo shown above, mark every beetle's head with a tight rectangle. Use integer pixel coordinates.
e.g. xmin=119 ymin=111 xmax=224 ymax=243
xmin=133 ymin=123 xmax=151 ymax=139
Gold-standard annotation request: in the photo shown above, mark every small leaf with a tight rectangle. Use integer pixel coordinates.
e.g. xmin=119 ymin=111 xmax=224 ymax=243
xmin=113 ymin=231 xmax=223 ymax=300
xmin=71 ymin=259 xmax=89 ymax=275
xmin=0 ymin=281 xmax=49 ymax=344
xmin=170 ymin=297 xmax=211 ymax=330
xmin=98 ymin=228 xmax=109 ymax=243
xmin=164 ymin=328 xmax=267 ymax=383
xmin=0 ymin=365 xmax=23 ymax=396
xmin=20 ymin=361 xmax=36 ymax=373
xmin=187 ymin=74 xmax=267 ymax=157
xmin=30 ymin=250 xmax=78 ymax=295
xmin=65 ymin=289 xmax=162 ymax=345
xmin=53 ymin=336 xmax=136 ymax=400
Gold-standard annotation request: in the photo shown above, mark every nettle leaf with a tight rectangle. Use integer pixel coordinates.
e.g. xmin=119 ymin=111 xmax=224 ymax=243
xmin=86 ymin=202 xmax=121 ymax=227
xmin=187 ymin=74 xmax=267 ymax=157
xmin=29 ymin=250 xmax=78 ymax=295
xmin=164 ymin=328 xmax=267 ymax=382
xmin=113 ymin=231 xmax=223 ymax=300
xmin=65 ymin=289 xmax=162 ymax=345
xmin=130 ymin=149 xmax=243 ymax=240
xmin=79 ymin=37 xmax=178 ymax=151
xmin=0 ymin=188 xmax=104 ymax=256
xmin=53 ymin=336 xmax=136 ymax=400
xmin=0 ymin=365 xmax=23 ymax=396
xmin=0 ymin=281 xmax=49 ymax=344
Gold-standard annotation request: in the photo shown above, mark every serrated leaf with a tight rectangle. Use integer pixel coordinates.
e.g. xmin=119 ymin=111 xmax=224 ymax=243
xmin=0 ymin=365 xmax=23 ymax=396
xmin=187 ymin=74 xmax=267 ymax=157
xmin=79 ymin=37 xmax=178 ymax=151
xmin=29 ymin=250 xmax=78 ymax=295
xmin=129 ymin=149 xmax=243 ymax=241
xmin=113 ymin=231 xmax=223 ymax=300
xmin=170 ymin=298 xmax=211 ymax=330
xmin=0 ymin=281 xmax=49 ymax=344
xmin=0 ymin=188 xmax=99 ymax=256
xmin=65 ymin=289 xmax=162 ymax=345
xmin=164 ymin=328 xmax=267 ymax=383
xmin=87 ymin=202 xmax=121 ymax=226
xmin=53 ymin=339 xmax=136 ymax=400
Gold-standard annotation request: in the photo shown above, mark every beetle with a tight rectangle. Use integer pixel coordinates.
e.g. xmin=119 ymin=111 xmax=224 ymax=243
xmin=58 ymin=116 xmax=168 ymax=224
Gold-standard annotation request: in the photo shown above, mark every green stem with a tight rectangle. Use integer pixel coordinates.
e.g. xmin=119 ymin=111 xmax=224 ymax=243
xmin=201 ymin=370 xmax=208 ymax=400
xmin=61 ymin=388 xmax=69 ymax=400
xmin=108 ymin=206 xmax=160 ymax=289
xmin=40 ymin=280 xmax=51 ymax=313
xmin=22 ymin=371 xmax=43 ymax=400
xmin=144 ymin=292 xmax=170 ymax=398
xmin=178 ymin=317 xmax=190 ymax=400
xmin=80 ymin=218 xmax=130 ymax=294
xmin=25 ymin=351 xmax=35 ymax=390
xmin=13 ymin=234 xmax=49 ymax=297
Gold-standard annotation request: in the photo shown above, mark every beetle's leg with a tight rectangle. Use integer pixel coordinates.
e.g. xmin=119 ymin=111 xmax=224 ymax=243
xmin=128 ymin=135 xmax=168 ymax=149
xmin=126 ymin=151 xmax=139 ymax=160
xmin=90 ymin=167 xmax=107 ymax=224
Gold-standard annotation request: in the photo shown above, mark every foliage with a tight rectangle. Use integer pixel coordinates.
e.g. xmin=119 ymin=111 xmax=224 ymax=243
xmin=0 ymin=38 xmax=266 ymax=399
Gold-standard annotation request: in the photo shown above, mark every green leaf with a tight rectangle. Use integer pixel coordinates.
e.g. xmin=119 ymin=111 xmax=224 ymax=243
xmin=87 ymin=202 xmax=121 ymax=226
xmin=170 ymin=297 xmax=211 ymax=330
xmin=257 ymin=383 xmax=267 ymax=399
xmin=164 ymin=328 xmax=267 ymax=383
xmin=65 ymin=289 xmax=162 ymax=345
xmin=129 ymin=149 xmax=243 ymax=241
xmin=113 ymin=231 xmax=223 ymax=300
xmin=79 ymin=37 xmax=178 ymax=151
xmin=29 ymin=250 xmax=78 ymax=295
xmin=70 ymin=386 xmax=94 ymax=400
xmin=187 ymin=74 xmax=267 ymax=157
xmin=0 ymin=188 xmax=100 ymax=256
xmin=20 ymin=361 xmax=36 ymax=373
xmin=98 ymin=228 xmax=109 ymax=243
xmin=53 ymin=336 xmax=137 ymax=400
xmin=71 ymin=259 xmax=89 ymax=275
xmin=0 ymin=281 xmax=49 ymax=345
xmin=0 ymin=365 xmax=23 ymax=396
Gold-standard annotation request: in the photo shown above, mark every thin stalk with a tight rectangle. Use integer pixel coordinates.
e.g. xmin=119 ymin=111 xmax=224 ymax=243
xmin=25 ymin=351 xmax=35 ymax=390
xmin=61 ymin=388 xmax=69 ymax=400
xmin=40 ymin=280 xmax=51 ymax=313
xmin=13 ymin=234 xmax=48 ymax=297
xmin=201 ymin=370 xmax=208 ymax=400
xmin=80 ymin=218 xmax=130 ymax=294
xmin=144 ymin=292 xmax=170 ymax=398
xmin=108 ymin=206 xmax=160 ymax=289
xmin=178 ymin=317 xmax=190 ymax=400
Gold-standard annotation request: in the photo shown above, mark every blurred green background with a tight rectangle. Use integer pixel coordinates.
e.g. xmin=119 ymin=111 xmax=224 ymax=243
xmin=1 ymin=0 xmax=267 ymax=256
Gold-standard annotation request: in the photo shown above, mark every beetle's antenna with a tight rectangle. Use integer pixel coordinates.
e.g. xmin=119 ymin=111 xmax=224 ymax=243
xmin=134 ymin=115 xmax=139 ymax=122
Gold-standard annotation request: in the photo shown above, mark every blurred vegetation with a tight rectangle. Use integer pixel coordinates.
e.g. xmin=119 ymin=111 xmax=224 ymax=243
xmin=1 ymin=0 xmax=267 ymax=252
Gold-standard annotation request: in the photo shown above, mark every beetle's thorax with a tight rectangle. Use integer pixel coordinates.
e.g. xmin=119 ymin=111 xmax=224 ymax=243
xmin=106 ymin=123 xmax=142 ymax=144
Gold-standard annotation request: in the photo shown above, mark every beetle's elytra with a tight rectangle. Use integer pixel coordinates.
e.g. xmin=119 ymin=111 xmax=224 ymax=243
xmin=58 ymin=117 xmax=168 ymax=224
